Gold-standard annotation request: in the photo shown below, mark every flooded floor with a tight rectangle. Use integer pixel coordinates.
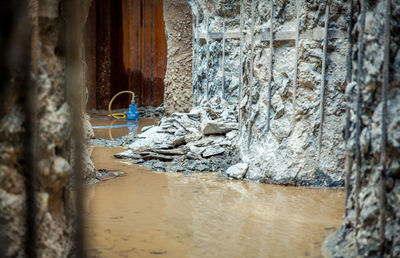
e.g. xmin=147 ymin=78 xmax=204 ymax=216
xmin=90 ymin=115 xmax=160 ymax=139
xmin=86 ymin=146 xmax=345 ymax=258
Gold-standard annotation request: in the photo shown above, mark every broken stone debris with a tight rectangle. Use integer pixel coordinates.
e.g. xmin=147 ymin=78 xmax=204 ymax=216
xmin=226 ymin=163 xmax=249 ymax=179
xmin=88 ymin=169 xmax=126 ymax=184
xmin=115 ymin=97 xmax=240 ymax=174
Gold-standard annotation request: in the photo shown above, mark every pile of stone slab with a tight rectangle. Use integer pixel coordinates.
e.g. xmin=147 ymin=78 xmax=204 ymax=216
xmin=138 ymin=104 xmax=164 ymax=117
xmin=114 ymin=97 xmax=246 ymax=177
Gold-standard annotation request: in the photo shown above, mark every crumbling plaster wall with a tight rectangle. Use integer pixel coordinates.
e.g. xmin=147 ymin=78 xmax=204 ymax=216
xmin=163 ymin=0 xmax=193 ymax=115
xmin=187 ymin=0 xmax=348 ymax=186
xmin=324 ymin=0 xmax=400 ymax=256
xmin=0 ymin=0 xmax=95 ymax=256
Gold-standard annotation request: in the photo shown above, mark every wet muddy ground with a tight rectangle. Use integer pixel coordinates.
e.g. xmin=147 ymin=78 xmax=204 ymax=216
xmin=86 ymin=118 xmax=345 ymax=258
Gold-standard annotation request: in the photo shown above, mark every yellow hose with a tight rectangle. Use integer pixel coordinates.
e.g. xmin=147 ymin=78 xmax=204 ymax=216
xmin=108 ymin=90 xmax=136 ymax=119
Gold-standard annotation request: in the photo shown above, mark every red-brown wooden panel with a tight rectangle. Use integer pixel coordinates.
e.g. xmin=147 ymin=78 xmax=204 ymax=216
xmin=128 ymin=0 xmax=166 ymax=107
xmin=153 ymin=0 xmax=167 ymax=107
xmin=89 ymin=0 xmax=167 ymax=109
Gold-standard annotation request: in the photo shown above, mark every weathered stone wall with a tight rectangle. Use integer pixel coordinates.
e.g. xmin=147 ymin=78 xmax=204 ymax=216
xmin=163 ymin=0 xmax=193 ymax=115
xmin=324 ymin=0 xmax=400 ymax=256
xmin=0 ymin=0 xmax=95 ymax=256
xmin=187 ymin=0 xmax=348 ymax=186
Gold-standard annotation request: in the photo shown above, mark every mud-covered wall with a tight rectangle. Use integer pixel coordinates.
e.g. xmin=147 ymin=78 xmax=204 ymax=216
xmin=188 ymin=0 xmax=348 ymax=186
xmin=324 ymin=0 xmax=400 ymax=256
xmin=163 ymin=0 xmax=193 ymax=115
xmin=0 ymin=0 xmax=95 ymax=256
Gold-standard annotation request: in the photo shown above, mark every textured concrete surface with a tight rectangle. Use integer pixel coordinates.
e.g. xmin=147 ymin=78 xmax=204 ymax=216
xmin=324 ymin=0 xmax=400 ymax=256
xmin=187 ymin=0 xmax=347 ymax=186
xmin=0 ymin=0 xmax=95 ymax=256
xmin=163 ymin=0 xmax=193 ymax=115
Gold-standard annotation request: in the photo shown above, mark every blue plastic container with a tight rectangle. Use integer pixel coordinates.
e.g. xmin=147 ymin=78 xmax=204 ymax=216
xmin=127 ymin=104 xmax=139 ymax=120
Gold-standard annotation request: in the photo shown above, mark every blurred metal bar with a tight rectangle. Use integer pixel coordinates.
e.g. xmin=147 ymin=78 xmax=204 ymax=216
xmin=247 ymin=0 xmax=256 ymax=149
xmin=192 ymin=14 xmax=196 ymax=107
xmin=206 ymin=15 xmax=210 ymax=100
xmin=24 ymin=0 xmax=39 ymax=256
xmin=195 ymin=14 xmax=200 ymax=106
xmin=379 ymin=0 xmax=391 ymax=255
xmin=195 ymin=28 xmax=347 ymax=40
xmin=266 ymin=2 xmax=274 ymax=134
xmin=318 ymin=5 xmax=329 ymax=156
xmin=66 ymin=0 xmax=86 ymax=256
xmin=239 ymin=0 xmax=244 ymax=135
xmin=292 ymin=0 xmax=300 ymax=129
xmin=222 ymin=16 xmax=226 ymax=99
xmin=344 ymin=0 xmax=354 ymax=216
xmin=355 ymin=0 xmax=367 ymax=249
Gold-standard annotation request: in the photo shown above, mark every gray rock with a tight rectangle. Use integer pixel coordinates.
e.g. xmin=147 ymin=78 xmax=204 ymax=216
xmin=114 ymin=150 xmax=142 ymax=159
xmin=226 ymin=163 xmax=248 ymax=179
xmin=186 ymin=151 xmax=202 ymax=160
xmin=132 ymin=159 xmax=145 ymax=164
xmin=202 ymin=120 xmax=238 ymax=135
xmin=152 ymin=160 xmax=167 ymax=172
xmin=141 ymin=125 xmax=153 ymax=133
xmin=167 ymin=161 xmax=185 ymax=172
xmin=184 ymin=132 xmax=202 ymax=143
xmin=172 ymin=136 xmax=186 ymax=147
xmin=226 ymin=130 xmax=238 ymax=140
xmin=139 ymin=152 xmax=175 ymax=161
xmin=152 ymin=148 xmax=186 ymax=155
xmin=202 ymin=146 xmax=225 ymax=158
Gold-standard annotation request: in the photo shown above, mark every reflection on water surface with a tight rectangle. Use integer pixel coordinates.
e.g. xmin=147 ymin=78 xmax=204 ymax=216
xmin=86 ymin=147 xmax=344 ymax=258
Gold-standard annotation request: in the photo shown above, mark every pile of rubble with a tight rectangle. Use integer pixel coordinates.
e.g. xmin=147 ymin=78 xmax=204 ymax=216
xmin=138 ymin=104 xmax=164 ymax=117
xmin=115 ymin=98 xmax=245 ymax=177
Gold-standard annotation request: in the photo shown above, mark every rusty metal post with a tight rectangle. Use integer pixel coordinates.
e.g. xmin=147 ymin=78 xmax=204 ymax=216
xmin=196 ymin=14 xmax=200 ymax=106
xmin=344 ymin=0 xmax=354 ymax=216
xmin=206 ymin=15 xmax=210 ymax=100
xmin=292 ymin=0 xmax=300 ymax=129
xmin=66 ymin=0 xmax=86 ymax=256
xmin=355 ymin=0 xmax=367 ymax=249
xmin=24 ymin=0 xmax=39 ymax=256
xmin=379 ymin=0 xmax=391 ymax=255
xmin=192 ymin=14 xmax=196 ymax=107
xmin=239 ymin=0 xmax=244 ymax=134
xmin=247 ymin=0 xmax=256 ymax=149
xmin=318 ymin=5 xmax=329 ymax=156
xmin=266 ymin=2 xmax=274 ymax=134
xmin=222 ymin=16 xmax=226 ymax=99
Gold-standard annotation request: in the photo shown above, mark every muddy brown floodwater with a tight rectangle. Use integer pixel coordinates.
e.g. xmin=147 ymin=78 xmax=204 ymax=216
xmin=86 ymin=146 xmax=345 ymax=258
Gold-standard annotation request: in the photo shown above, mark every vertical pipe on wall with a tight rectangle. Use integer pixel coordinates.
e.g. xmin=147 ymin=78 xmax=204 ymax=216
xmin=379 ymin=0 xmax=391 ymax=255
xmin=355 ymin=0 xmax=367 ymax=249
xmin=222 ymin=16 xmax=226 ymax=99
xmin=266 ymin=2 xmax=274 ymax=134
xmin=292 ymin=0 xmax=300 ymax=130
xmin=344 ymin=0 xmax=354 ymax=216
xmin=239 ymin=0 xmax=244 ymax=134
xmin=318 ymin=5 xmax=329 ymax=157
